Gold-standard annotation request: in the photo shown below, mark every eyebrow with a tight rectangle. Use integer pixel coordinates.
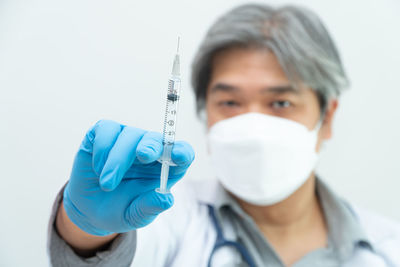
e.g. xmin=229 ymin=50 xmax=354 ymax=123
xmin=261 ymin=85 xmax=299 ymax=95
xmin=209 ymin=83 xmax=299 ymax=95
xmin=209 ymin=83 xmax=239 ymax=93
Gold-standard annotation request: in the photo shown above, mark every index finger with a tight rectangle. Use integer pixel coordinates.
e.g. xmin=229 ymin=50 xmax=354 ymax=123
xmin=168 ymin=141 xmax=195 ymax=178
xmin=171 ymin=141 xmax=195 ymax=166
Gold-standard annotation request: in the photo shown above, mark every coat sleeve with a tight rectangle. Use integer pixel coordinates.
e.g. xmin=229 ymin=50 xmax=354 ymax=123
xmin=46 ymin=185 xmax=137 ymax=267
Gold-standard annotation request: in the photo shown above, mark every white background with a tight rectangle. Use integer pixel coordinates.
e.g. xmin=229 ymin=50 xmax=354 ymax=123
xmin=0 ymin=0 xmax=399 ymax=266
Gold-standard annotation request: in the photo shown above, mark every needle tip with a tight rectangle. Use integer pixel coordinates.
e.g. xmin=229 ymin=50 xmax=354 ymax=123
xmin=176 ymin=37 xmax=180 ymax=54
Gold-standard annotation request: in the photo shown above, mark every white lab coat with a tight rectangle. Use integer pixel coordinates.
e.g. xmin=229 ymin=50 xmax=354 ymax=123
xmin=131 ymin=179 xmax=400 ymax=267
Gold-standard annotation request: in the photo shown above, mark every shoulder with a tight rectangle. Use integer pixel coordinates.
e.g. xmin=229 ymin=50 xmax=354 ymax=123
xmin=349 ymin=203 xmax=400 ymax=260
xmin=351 ymin=205 xmax=400 ymax=241
xmin=171 ymin=177 xmax=221 ymax=208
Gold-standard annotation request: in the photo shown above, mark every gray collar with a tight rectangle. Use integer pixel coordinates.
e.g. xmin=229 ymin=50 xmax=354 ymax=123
xmin=315 ymin=178 xmax=374 ymax=259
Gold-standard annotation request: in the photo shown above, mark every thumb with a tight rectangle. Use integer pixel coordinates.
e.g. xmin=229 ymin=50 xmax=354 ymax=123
xmin=125 ymin=190 xmax=174 ymax=229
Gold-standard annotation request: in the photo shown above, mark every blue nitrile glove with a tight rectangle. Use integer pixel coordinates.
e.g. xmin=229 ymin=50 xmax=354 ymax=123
xmin=62 ymin=120 xmax=195 ymax=236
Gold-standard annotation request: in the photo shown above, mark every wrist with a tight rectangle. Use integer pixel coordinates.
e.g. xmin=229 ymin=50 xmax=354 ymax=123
xmin=62 ymin=185 xmax=113 ymax=236
xmin=56 ymin=200 xmax=118 ymax=257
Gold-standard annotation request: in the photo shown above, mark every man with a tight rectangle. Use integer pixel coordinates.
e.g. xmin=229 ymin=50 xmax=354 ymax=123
xmin=48 ymin=3 xmax=400 ymax=267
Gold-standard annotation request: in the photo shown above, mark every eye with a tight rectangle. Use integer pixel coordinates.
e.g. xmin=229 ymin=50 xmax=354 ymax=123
xmin=271 ymin=100 xmax=292 ymax=109
xmin=218 ymin=100 xmax=240 ymax=107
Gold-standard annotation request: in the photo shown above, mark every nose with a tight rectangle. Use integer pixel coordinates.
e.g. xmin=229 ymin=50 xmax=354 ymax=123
xmin=246 ymin=103 xmax=267 ymax=115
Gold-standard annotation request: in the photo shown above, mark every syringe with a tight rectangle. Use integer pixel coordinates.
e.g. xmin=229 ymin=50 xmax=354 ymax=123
xmin=156 ymin=38 xmax=182 ymax=194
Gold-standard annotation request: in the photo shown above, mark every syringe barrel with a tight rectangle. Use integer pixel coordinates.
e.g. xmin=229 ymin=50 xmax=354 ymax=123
xmin=160 ymin=142 xmax=173 ymax=163
xmin=162 ymin=77 xmax=181 ymax=145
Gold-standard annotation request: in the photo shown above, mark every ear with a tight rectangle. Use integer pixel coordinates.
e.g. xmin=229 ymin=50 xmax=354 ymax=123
xmin=321 ymin=99 xmax=338 ymax=140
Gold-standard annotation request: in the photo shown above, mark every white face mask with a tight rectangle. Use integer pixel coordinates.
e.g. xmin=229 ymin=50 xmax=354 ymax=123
xmin=207 ymin=112 xmax=321 ymax=206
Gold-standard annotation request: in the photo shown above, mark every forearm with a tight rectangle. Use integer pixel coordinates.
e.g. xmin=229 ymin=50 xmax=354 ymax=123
xmin=55 ymin=201 xmax=118 ymax=257
xmin=48 ymin=188 xmax=137 ymax=267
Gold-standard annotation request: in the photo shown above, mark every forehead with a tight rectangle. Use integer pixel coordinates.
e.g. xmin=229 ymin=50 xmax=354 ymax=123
xmin=209 ymin=47 xmax=290 ymax=88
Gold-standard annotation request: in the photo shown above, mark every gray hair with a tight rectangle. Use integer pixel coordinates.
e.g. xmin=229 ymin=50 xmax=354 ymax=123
xmin=191 ymin=3 xmax=349 ymax=114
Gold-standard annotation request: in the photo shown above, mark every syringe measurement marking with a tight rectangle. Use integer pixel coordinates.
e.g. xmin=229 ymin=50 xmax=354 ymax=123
xmin=163 ymin=107 xmax=177 ymax=144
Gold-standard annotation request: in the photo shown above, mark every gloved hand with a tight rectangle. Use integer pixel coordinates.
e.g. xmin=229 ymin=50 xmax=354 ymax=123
xmin=62 ymin=120 xmax=195 ymax=236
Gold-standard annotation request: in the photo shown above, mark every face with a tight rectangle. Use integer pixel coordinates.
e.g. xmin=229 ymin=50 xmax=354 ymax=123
xmin=205 ymin=47 xmax=338 ymax=150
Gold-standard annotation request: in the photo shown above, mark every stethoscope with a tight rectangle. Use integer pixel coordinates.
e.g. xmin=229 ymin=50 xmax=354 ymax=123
xmin=207 ymin=204 xmax=257 ymax=267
